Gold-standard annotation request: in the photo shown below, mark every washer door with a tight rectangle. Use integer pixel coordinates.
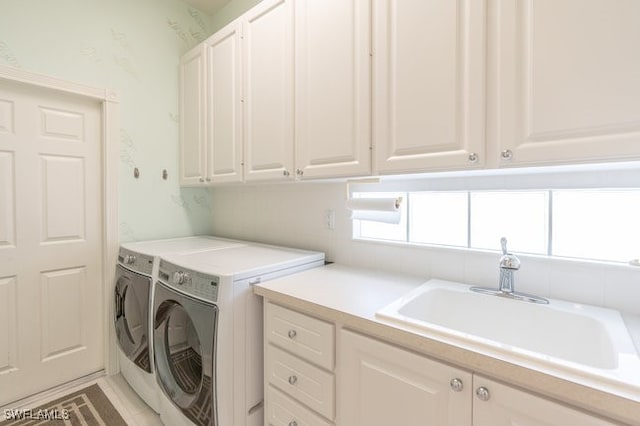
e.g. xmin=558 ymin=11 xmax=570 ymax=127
xmin=154 ymin=282 xmax=217 ymax=426
xmin=114 ymin=264 xmax=151 ymax=372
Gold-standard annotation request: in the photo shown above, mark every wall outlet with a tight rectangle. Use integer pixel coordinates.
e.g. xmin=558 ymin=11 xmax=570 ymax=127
xmin=325 ymin=209 xmax=335 ymax=230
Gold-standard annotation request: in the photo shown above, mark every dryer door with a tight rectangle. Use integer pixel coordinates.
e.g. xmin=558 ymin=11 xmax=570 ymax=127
xmin=154 ymin=282 xmax=217 ymax=426
xmin=114 ymin=264 xmax=152 ymax=372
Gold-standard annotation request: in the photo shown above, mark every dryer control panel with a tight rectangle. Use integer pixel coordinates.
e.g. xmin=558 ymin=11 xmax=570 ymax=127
xmin=158 ymin=259 xmax=219 ymax=303
xmin=118 ymin=248 xmax=154 ymax=276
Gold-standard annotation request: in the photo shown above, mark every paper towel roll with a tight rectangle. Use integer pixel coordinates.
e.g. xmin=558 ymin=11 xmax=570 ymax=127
xmin=345 ymin=197 xmax=401 ymax=212
xmin=351 ymin=210 xmax=401 ymax=224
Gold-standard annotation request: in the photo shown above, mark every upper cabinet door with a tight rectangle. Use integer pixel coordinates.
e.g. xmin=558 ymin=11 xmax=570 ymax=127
xmin=493 ymin=0 xmax=640 ymax=167
xmin=373 ymin=0 xmax=486 ymax=174
xmin=295 ymin=0 xmax=372 ymax=179
xmin=242 ymin=0 xmax=295 ymax=182
xmin=205 ymin=20 xmax=243 ymax=183
xmin=179 ymin=44 xmax=207 ymax=186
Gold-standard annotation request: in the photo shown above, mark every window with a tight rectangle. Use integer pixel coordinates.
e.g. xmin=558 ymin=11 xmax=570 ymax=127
xmin=552 ymin=190 xmax=640 ymax=262
xmin=470 ymin=191 xmax=548 ymax=254
xmin=409 ymin=192 xmax=468 ymax=247
xmin=353 ymin=189 xmax=640 ymax=263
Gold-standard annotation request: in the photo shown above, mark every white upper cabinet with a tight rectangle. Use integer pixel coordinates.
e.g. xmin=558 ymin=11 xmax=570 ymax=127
xmin=179 ymin=44 xmax=207 ymax=185
xmin=294 ymin=0 xmax=372 ymax=179
xmin=205 ymin=19 xmax=243 ymax=183
xmin=373 ymin=0 xmax=486 ymax=174
xmin=492 ymin=0 xmax=640 ymax=167
xmin=242 ymin=0 xmax=295 ymax=182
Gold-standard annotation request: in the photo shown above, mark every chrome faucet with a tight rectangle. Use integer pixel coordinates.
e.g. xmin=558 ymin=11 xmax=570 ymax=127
xmin=471 ymin=237 xmax=548 ymax=304
xmin=498 ymin=237 xmax=520 ymax=294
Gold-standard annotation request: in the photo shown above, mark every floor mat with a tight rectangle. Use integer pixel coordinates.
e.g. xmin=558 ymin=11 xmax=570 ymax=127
xmin=0 ymin=383 xmax=127 ymax=426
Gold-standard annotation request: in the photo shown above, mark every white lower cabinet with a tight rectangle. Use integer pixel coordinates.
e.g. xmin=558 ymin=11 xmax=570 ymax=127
xmin=264 ymin=303 xmax=336 ymax=426
xmin=473 ymin=376 xmax=618 ymax=426
xmin=338 ymin=329 xmax=472 ymax=426
xmin=338 ymin=329 xmax=619 ymax=426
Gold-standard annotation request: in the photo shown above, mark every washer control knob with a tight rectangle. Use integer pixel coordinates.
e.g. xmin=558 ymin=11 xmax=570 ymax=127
xmin=173 ymin=271 xmax=188 ymax=285
xmin=124 ymin=255 xmax=136 ymax=265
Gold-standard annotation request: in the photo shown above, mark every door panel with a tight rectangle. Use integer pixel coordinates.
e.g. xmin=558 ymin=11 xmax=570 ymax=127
xmin=473 ymin=376 xmax=618 ymax=426
xmin=494 ymin=0 xmax=640 ymax=166
xmin=0 ymin=80 xmax=103 ymax=405
xmin=0 ymin=151 xmax=15 ymax=247
xmin=373 ymin=0 xmax=486 ymax=173
xmin=180 ymin=44 xmax=207 ymax=185
xmin=295 ymin=0 xmax=371 ymax=178
xmin=338 ymin=329 xmax=472 ymax=426
xmin=206 ymin=20 xmax=243 ymax=183
xmin=40 ymin=156 xmax=85 ymax=242
xmin=0 ymin=276 xmax=17 ymax=374
xmin=40 ymin=267 xmax=86 ymax=361
xmin=243 ymin=0 xmax=295 ymax=181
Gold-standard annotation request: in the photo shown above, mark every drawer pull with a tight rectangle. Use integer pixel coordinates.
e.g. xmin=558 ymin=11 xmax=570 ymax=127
xmin=288 ymin=421 xmax=298 ymax=426
xmin=288 ymin=329 xmax=297 ymax=339
xmin=288 ymin=375 xmax=298 ymax=385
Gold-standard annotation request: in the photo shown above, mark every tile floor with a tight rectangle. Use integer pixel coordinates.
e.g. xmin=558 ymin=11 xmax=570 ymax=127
xmin=3 ymin=374 xmax=162 ymax=426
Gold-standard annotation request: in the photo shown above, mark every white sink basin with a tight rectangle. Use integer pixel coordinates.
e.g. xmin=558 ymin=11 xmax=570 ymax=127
xmin=376 ymin=280 xmax=639 ymax=376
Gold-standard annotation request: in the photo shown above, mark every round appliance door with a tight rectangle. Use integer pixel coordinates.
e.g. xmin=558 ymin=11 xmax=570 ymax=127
xmin=154 ymin=282 xmax=217 ymax=426
xmin=114 ymin=264 xmax=151 ymax=372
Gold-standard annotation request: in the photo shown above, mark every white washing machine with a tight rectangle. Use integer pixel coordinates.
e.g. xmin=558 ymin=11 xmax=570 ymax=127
xmin=153 ymin=243 xmax=324 ymax=426
xmin=114 ymin=236 xmax=246 ymax=412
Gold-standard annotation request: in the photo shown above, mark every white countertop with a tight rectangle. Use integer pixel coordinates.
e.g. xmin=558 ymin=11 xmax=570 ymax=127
xmin=254 ymin=263 xmax=640 ymax=426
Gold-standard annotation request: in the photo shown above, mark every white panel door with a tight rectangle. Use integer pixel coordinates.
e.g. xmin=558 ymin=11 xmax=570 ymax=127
xmin=473 ymin=376 xmax=618 ymax=426
xmin=338 ymin=329 xmax=472 ymax=426
xmin=373 ymin=0 xmax=486 ymax=173
xmin=179 ymin=44 xmax=207 ymax=186
xmin=295 ymin=0 xmax=371 ymax=179
xmin=242 ymin=0 xmax=295 ymax=182
xmin=493 ymin=0 xmax=640 ymax=167
xmin=206 ymin=20 xmax=244 ymax=183
xmin=0 ymin=81 xmax=103 ymax=405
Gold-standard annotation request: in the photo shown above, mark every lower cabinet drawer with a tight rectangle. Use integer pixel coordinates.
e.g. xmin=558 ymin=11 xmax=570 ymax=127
xmin=266 ymin=344 xmax=335 ymax=420
xmin=266 ymin=385 xmax=333 ymax=426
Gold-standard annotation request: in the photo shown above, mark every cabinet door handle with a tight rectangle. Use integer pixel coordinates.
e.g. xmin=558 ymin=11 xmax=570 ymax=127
xmin=288 ymin=375 xmax=298 ymax=385
xmin=199 ymin=177 xmax=205 ymax=183
xmin=205 ymin=177 xmax=211 ymax=182
xmin=501 ymin=149 xmax=514 ymax=161
xmin=288 ymin=421 xmax=298 ymax=426
xmin=287 ymin=329 xmax=297 ymax=339
xmin=296 ymin=168 xmax=303 ymax=176
xmin=450 ymin=378 xmax=464 ymax=392
xmin=468 ymin=152 xmax=479 ymax=164
xmin=283 ymin=170 xmax=290 ymax=177
xmin=476 ymin=386 xmax=491 ymax=401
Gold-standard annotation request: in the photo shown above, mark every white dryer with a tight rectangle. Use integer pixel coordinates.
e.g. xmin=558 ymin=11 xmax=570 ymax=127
xmin=153 ymin=243 xmax=324 ymax=426
xmin=114 ymin=236 xmax=245 ymax=412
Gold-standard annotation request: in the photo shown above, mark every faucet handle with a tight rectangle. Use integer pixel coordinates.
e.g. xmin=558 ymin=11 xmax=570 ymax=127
xmin=500 ymin=254 xmax=521 ymax=270
xmin=499 ymin=237 xmax=520 ymax=270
